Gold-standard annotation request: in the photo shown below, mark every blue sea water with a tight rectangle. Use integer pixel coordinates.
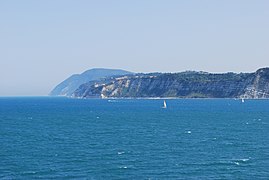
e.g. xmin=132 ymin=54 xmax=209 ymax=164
xmin=0 ymin=97 xmax=268 ymax=179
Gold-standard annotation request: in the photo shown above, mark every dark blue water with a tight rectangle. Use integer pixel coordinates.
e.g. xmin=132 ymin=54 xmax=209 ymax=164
xmin=0 ymin=97 xmax=268 ymax=179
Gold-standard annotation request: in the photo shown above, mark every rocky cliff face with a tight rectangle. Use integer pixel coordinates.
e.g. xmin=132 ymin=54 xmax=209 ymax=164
xmin=72 ymin=68 xmax=269 ymax=99
xmin=241 ymin=68 xmax=269 ymax=98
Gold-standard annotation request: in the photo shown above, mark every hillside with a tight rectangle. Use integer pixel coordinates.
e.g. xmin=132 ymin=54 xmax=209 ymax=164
xmin=72 ymin=68 xmax=269 ymax=99
xmin=50 ymin=68 xmax=132 ymax=96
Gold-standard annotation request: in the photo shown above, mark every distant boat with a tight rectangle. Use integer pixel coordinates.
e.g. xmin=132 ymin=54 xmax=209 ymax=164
xmin=162 ymin=100 xmax=167 ymax=108
xmin=241 ymin=98 xmax=245 ymax=103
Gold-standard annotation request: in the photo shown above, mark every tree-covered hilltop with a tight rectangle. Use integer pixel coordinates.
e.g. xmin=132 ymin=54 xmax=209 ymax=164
xmin=71 ymin=68 xmax=269 ymax=99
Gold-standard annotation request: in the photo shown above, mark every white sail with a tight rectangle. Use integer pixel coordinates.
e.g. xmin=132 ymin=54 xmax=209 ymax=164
xmin=163 ymin=100 xmax=167 ymax=108
xmin=241 ymin=98 xmax=244 ymax=103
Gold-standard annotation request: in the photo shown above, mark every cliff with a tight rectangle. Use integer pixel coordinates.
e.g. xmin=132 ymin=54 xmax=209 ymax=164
xmin=72 ymin=68 xmax=269 ymax=99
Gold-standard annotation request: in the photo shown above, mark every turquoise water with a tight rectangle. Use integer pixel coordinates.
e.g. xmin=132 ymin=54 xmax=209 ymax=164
xmin=0 ymin=97 xmax=269 ymax=179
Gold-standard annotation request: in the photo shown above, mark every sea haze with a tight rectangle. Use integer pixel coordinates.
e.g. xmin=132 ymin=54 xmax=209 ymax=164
xmin=0 ymin=97 xmax=269 ymax=179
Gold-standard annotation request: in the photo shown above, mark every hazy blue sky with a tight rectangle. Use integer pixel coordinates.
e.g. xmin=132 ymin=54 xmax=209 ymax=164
xmin=0 ymin=0 xmax=268 ymax=96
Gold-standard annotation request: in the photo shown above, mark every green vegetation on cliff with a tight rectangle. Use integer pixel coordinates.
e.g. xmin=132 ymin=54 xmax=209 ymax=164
xmin=72 ymin=68 xmax=269 ymax=98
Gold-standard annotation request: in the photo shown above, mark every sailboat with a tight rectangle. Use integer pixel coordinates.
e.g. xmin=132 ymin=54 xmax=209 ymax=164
xmin=162 ymin=100 xmax=167 ymax=108
xmin=241 ymin=98 xmax=245 ymax=103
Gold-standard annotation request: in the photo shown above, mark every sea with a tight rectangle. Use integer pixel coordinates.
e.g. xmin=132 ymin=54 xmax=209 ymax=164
xmin=0 ymin=97 xmax=268 ymax=179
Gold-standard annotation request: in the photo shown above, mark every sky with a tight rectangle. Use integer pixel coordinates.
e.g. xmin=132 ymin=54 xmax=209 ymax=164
xmin=0 ymin=0 xmax=268 ymax=96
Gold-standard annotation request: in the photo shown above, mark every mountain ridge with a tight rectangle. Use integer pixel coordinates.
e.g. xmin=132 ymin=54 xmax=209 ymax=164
xmin=71 ymin=67 xmax=269 ymax=99
xmin=50 ymin=68 xmax=133 ymax=96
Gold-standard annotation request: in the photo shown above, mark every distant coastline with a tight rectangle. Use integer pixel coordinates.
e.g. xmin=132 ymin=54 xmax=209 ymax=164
xmin=51 ymin=67 xmax=269 ymax=99
xmin=69 ymin=96 xmax=269 ymax=100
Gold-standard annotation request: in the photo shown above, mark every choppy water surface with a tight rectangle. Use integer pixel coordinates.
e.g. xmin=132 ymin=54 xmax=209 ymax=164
xmin=0 ymin=97 xmax=268 ymax=179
